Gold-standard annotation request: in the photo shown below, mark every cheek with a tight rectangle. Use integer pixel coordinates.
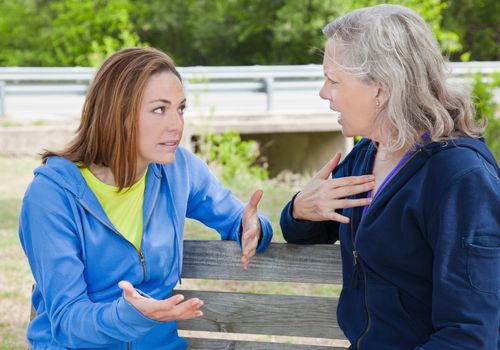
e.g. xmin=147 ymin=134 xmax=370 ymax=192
xmin=137 ymin=117 xmax=158 ymax=147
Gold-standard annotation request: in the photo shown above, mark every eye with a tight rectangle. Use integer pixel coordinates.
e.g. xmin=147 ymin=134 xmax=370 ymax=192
xmin=153 ymin=106 xmax=165 ymax=114
xmin=178 ymin=105 xmax=186 ymax=115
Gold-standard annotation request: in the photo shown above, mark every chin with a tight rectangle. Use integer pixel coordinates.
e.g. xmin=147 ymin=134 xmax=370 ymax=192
xmin=340 ymin=128 xmax=355 ymax=138
xmin=151 ymin=152 xmax=176 ymax=165
xmin=160 ymin=155 xmax=176 ymax=164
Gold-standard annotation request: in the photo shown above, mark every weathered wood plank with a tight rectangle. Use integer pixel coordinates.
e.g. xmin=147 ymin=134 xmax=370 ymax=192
xmin=177 ymin=290 xmax=344 ymax=339
xmin=181 ymin=241 xmax=342 ymax=284
xmin=186 ymin=338 xmax=347 ymax=350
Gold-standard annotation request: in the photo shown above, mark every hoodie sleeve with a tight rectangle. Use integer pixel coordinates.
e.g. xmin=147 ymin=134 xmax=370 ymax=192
xmin=184 ymin=151 xmax=273 ymax=252
xmin=280 ymin=192 xmax=340 ymax=244
xmin=279 ymin=141 xmax=361 ymax=245
xmin=19 ymin=179 xmax=158 ymax=348
xmin=417 ymin=165 xmax=500 ymax=350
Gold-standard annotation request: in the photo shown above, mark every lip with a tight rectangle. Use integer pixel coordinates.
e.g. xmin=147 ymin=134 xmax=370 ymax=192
xmin=158 ymin=140 xmax=180 ymax=150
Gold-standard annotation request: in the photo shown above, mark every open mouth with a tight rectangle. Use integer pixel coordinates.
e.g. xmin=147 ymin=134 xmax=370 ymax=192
xmin=158 ymin=140 xmax=179 ymax=149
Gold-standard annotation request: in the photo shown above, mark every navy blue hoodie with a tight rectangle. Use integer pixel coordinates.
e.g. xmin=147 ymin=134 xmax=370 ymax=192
xmin=281 ymin=138 xmax=500 ymax=350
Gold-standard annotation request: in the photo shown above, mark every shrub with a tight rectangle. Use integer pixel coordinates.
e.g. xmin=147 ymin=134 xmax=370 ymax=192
xmin=472 ymin=73 xmax=500 ymax=162
xmin=196 ymin=130 xmax=268 ymax=182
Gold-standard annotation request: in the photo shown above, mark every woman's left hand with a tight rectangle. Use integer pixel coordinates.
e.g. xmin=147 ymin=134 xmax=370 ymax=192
xmin=240 ymin=189 xmax=264 ymax=270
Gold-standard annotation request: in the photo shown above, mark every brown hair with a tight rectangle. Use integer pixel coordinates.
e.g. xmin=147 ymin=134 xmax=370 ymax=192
xmin=42 ymin=47 xmax=181 ymax=189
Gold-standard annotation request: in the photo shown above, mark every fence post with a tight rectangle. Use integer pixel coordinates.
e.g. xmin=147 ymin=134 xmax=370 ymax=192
xmin=263 ymin=77 xmax=274 ymax=111
xmin=0 ymin=81 xmax=5 ymax=118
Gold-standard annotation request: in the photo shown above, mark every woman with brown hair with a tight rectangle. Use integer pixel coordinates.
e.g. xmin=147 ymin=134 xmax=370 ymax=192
xmin=19 ymin=47 xmax=273 ymax=349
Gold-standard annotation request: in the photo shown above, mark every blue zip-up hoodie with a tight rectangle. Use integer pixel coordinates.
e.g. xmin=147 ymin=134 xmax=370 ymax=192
xmin=19 ymin=147 xmax=273 ymax=349
xmin=281 ymin=137 xmax=500 ymax=350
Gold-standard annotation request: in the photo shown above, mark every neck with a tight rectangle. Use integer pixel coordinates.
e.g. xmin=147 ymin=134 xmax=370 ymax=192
xmin=375 ymin=142 xmax=410 ymax=162
xmin=89 ymin=164 xmax=147 ymax=187
xmin=89 ymin=165 xmax=116 ymax=186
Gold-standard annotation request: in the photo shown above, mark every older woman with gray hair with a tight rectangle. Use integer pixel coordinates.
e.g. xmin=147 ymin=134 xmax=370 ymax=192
xmin=280 ymin=4 xmax=499 ymax=350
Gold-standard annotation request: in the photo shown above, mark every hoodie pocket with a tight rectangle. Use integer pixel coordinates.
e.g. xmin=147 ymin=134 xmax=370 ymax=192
xmin=466 ymin=241 xmax=500 ymax=293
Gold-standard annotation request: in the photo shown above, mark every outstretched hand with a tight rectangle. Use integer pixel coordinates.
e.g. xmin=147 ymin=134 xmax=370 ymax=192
xmin=118 ymin=281 xmax=203 ymax=322
xmin=241 ymin=189 xmax=264 ymax=270
xmin=293 ymin=152 xmax=375 ymax=223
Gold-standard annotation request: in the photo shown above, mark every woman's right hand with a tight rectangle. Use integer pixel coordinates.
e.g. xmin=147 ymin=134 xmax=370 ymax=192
xmin=292 ymin=152 xmax=375 ymax=224
xmin=118 ymin=281 xmax=203 ymax=322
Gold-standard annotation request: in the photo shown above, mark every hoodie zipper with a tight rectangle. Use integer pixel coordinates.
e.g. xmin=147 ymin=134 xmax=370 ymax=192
xmin=351 ymin=148 xmax=422 ymax=349
xmin=77 ymin=200 xmax=148 ymax=283
xmin=350 ymin=214 xmax=372 ymax=350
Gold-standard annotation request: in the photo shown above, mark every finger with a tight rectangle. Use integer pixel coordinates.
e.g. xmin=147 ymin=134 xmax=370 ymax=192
xmin=328 ymin=175 xmax=375 ymax=189
xmin=328 ymin=182 xmax=375 ymax=199
xmin=242 ymin=239 xmax=257 ymax=255
xmin=166 ymin=294 xmax=185 ymax=305
xmin=241 ymin=254 xmax=250 ymax=270
xmin=326 ymin=211 xmax=351 ymax=224
xmin=242 ymin=235 xmax=258 ymax=254
xmin=335 ymin=198 xmax=373 ymax=209
xmin=242 ymin=228 xmax=258 ymax=242
xmin=243 ymin=247 xmax=257 ymax=259
xmin=175 ymin=298 xmax=204 ymax=319
xmin=314 ymin=152 xmax=342 ymax=180
xmin=242 ymin=246 xmax=257 ymax=268
xmin=118 ymin=280 xmax=140 ymax=300
xmin=247 ymin=189 xmax=263 ymax=211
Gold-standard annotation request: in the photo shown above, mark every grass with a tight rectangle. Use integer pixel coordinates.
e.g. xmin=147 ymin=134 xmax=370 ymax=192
xmin=0 ymin=156 xmax=340 ymax=349
xmin=0 ymin=156 xmax=39 ymax=350
xmin=0 ymin=119 xmax=49 ymax=128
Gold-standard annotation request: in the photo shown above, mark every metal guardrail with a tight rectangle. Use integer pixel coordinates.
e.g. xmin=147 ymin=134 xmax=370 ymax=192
xmin=0 ymin=62 xmax=499 ymax=118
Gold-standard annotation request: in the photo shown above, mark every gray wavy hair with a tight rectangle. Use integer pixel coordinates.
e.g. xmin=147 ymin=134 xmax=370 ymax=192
xmin=323 ymin=4 xmax=484 ymax=150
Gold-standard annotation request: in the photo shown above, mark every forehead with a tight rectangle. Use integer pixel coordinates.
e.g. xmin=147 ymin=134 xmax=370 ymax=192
xmin=323 ymin=39 xmax=343 ymax=73
xmin=143 ymin=71 xmax=184 ymax=100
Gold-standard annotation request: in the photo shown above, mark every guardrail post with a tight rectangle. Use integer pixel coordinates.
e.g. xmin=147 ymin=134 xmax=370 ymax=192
xmin=0 ymin=81 xmax=5 ymax=118
xmin=263 ymin=77 xmax=274 ymax=111
xmin=0 ymin=81 xmax=6 ymax=118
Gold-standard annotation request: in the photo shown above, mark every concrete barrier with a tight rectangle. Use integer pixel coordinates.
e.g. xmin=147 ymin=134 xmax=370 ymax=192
xmin=0 ymin=113 xmax=350 ymax=175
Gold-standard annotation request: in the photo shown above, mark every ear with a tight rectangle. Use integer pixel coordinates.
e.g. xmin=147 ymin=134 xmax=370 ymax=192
xmin=373 ymin=82 xmax=389 ymax=106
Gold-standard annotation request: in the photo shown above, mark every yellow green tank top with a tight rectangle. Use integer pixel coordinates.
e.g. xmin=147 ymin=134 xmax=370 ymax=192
xmin=80 ymin=168 xmax=146 ymax=250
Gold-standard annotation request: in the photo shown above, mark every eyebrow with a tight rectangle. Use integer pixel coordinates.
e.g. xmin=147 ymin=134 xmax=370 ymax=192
xmin=149 ymin=98 xmax=187 ymax=105
xmin=324 ymin=72 xmax=338 ymax=80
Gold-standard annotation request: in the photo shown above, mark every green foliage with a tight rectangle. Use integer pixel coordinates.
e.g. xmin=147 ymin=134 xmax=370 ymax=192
xmin=196 ymin=130 xmax=268 ymax=182
xmin=0 ymin=0 xmax=50 ymax=66
xmin=472 ymin=73 xmax=500 ymax=161
xmin=0 ymin=0 xmax=143 ymax=66
xmin=2 ymin=0 xmax=495 ymax=66
xmin=349 ymin=0 xmax=461 ymax=55
xmin=47 ymin=0 xmax=144 ymax=66
xmin=133 ymin=0 xmax=458 ymax=65
xmin=443 ymin=0 xmax=499 ymax=61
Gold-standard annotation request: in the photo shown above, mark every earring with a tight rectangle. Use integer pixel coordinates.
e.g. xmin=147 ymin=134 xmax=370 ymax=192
xmin=375 ymin=99 xmax=380 ymax=107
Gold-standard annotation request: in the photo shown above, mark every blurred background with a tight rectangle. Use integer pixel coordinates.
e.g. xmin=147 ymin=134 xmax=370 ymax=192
xmin=0 ymin=0 xmax=498 ymax=348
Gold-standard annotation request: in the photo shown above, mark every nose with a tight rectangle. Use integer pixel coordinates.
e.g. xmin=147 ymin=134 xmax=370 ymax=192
xmin=167 ymin=110 xmax=184 ymax=132
xmin=319 ymin=80 xmax=329 ymax=100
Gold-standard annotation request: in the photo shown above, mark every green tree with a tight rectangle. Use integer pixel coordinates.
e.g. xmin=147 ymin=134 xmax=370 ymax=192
xmin=134 ymin=0 xmax=459 ymax=66
xmin=349 ymin=0 xmax=461 ymax=55
xmin=0 ymin=0 xmax=143 ymax=66
xmin=0 ymin=0 xmax=50 ymax=65
xmin=443 ymin=0 xmax=499 ymax=61
xmin=472 ymin=73 xmax=500 ymax=161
